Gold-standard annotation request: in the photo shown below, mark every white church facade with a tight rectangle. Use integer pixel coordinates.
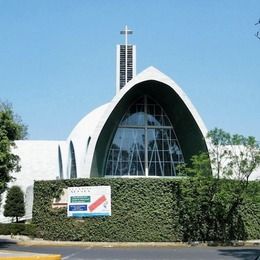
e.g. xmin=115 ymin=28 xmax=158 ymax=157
xmin=1 ymin=27 xmax=259 ymax=222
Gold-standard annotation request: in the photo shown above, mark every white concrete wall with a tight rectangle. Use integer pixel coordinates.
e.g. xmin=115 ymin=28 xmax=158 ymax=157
xmin=0 ymin=140 xmax=64 ymax=223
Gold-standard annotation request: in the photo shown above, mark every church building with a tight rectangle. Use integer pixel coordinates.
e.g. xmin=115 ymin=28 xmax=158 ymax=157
xmin=0 ymin=27 xmax=258 ymax=222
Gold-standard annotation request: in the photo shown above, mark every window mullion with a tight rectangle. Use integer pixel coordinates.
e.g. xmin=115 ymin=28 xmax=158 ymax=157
xmin=144 ymin=95 xmax=148 ymax=177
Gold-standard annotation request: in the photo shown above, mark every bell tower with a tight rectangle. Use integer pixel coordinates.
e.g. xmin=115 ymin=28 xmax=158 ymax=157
xmin=116 ymin=25 xmax=136 ymax=93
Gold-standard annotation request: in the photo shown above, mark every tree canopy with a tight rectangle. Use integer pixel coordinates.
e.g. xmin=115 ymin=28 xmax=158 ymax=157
xmin=207 ymin=128 xmax=260 ymax=181
xmin=0 ymin=102 xmax=27 ymax=199
xmin=181 ymin=128 xmax=260 ymax=181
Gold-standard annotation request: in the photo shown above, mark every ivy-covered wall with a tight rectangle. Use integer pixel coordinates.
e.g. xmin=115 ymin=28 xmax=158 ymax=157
xmin=32 ymin=178 xmax=260 ymax=242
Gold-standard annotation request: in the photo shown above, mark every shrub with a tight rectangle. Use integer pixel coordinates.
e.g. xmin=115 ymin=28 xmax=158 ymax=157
xmin=0 ymin=223 xmax=36 ymax=237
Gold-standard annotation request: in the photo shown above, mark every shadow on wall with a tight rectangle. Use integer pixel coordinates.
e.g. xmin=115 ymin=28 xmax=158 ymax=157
xmin=25 ymin=185 xmax=33 ymax=219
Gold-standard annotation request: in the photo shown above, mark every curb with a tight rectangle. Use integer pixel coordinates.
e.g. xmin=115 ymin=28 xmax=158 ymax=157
xmin=1 ymin=236 xmax=259 ymax=248
xmin=0 ymin=251 xmax=61 ymax=260
xmin=16 ymin=240 xmax=260 ymax=248
xmin=0 ymin=257 xmax=61 ymax=260
xmin=17 ymin=241 xmax=188 ymax=248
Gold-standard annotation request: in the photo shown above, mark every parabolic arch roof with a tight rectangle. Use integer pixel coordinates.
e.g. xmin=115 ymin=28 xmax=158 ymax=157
xmin=66 ymin=66 xmax=209 ymax=178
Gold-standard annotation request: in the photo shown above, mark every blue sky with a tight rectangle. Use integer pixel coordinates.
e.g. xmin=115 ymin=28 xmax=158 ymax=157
xmin=0 ymin=0 xmax=260 ymax=141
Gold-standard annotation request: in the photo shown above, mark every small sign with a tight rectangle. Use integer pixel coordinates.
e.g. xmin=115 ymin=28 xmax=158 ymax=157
xmin=71 ymin=196 xmax=90 ymax=203
xmin=69 ymin=205 xmax=88 ymax=211
xmin=67 ymin=186 xmax=111 ymax=218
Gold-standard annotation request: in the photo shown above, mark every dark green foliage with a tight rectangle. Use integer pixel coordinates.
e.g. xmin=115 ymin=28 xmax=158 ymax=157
xmin=0 ymin=102 xmax=27 ymax=198
xmin=32 ymin=178 xmax=260 ymax=242
xmin=0 ymin=102 xmax=27 ymax=141
xmin=0 ymin=223 xmax=36 ymax=237
xmin=178 ymin=178 xmax=260 ymax=241
xmin=4 ymin=186 xmax=25 ymax=222
xmin=178 ymin=152 xmax=212 ymax=177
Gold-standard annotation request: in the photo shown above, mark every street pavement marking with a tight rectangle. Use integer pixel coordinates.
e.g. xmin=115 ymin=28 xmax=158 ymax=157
xmin=62 ymin=247 xmax=92 ymax=260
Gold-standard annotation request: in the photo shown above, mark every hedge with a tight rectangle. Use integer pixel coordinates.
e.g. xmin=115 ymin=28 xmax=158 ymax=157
xmin=0 ymin=223 xmax=36 ymax=237
xmin=32 ymin=178 xmax=260 ymax=242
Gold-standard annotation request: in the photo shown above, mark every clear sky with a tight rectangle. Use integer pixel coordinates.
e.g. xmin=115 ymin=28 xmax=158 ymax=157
xmin=1 ymin=0 xmax=260 ymax=141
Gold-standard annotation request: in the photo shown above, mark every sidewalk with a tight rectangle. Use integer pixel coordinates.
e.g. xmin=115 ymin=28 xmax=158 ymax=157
xmin=0 ymin=235 xmax=259 ymax=248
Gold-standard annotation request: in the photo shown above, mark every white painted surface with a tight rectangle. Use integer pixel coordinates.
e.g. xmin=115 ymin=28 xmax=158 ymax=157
xmin=67 ymin=103 xmax=109 ymax=178
xmin=0 ymin=140 xmax=63 ymax=222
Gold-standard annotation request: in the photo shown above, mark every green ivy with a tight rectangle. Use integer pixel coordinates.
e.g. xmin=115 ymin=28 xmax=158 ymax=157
xmin=32 ymin=178 xmax=260 ymax=242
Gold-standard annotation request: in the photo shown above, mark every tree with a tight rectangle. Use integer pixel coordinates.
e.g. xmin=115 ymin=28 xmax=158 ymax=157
xmin=207 ymin=128 xmax=260 ymax=182
xmin=207 ymin=129 xmax=260 ymax=239
xmin=181 ymin=128 xmax=260 ymax=240
xmin=0 ymin=102 xmax=27 ymax=200
xmin=178 ymin=152 xmax=212 ymax=177
xmin=4 ymin=185 xmax=25 ymax=223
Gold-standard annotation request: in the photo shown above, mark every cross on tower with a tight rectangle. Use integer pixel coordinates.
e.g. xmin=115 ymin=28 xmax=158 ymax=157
xmin=120 ymin=25 xmax=133 ymax=46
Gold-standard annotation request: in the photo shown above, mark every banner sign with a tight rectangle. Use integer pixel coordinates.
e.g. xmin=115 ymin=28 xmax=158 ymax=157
xmin=67 ymin=186 xmax=111 ymax=218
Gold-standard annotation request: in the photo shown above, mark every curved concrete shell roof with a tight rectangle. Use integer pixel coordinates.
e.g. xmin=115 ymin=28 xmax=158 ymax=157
xmin=84 ymin=66 xmax=209 ymax=178
xmin=65 ymin=103 xmax=109 ymax=178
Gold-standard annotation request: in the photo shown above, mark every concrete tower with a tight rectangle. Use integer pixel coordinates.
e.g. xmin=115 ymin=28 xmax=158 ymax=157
xmin=116 ymin=25 xmax=136 ymax=93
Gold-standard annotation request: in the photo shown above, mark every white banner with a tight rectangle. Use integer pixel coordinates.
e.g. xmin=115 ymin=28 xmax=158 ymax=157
xmin=67 ymin=186 xmax=111 ymax=217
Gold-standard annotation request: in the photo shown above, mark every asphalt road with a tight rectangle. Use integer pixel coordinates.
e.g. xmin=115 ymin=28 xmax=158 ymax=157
xmin=0 ymin=242 xmax=260 ymax=260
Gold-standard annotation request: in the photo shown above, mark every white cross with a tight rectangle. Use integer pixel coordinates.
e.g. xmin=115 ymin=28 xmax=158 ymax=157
xmin=120 ymin=25 xmax=133 ymax=46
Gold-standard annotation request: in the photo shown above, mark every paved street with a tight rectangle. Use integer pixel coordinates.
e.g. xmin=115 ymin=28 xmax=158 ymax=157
xmin=0 ymin=242 xmax=259 ymax=260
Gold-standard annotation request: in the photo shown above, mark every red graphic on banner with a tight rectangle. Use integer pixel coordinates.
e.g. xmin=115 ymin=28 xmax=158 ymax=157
xmin=89 ymin=195 xmax=106 ymax=212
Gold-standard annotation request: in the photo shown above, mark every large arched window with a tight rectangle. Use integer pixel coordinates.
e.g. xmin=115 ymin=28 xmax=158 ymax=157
xmin=104 ymin=96 xmax=184 ymax=176
xmin=68 ymin=141 xmax=77 ymax=179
